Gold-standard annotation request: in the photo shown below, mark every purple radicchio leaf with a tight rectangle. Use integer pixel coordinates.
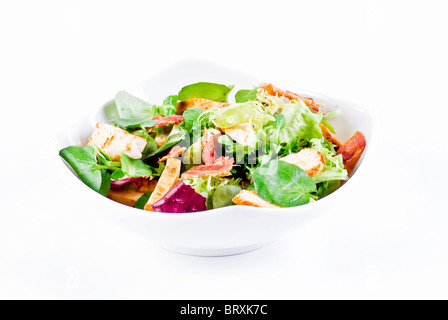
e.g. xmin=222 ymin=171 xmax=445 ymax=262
xmin=152 ymin=181 xmax=207 ymax=213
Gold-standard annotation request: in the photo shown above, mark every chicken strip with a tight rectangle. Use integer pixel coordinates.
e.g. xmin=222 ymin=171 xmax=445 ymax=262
xmin=87 ymin=123 xmax=147 ymax=161
xmin=280 ymin=149 xmax=326 ymax=177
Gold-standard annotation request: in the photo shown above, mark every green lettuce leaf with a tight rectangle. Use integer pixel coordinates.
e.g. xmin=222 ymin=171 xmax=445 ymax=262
xmin=320 ymin=106 xmax=340 ymax=134
xmin=278 ymin=101 xmax=323 ymax=145
xmin=309 ymin=138 xmax=348 ymax=183
xmin=184 ymin=176 xmax=230 ymax=197
xmin=184 ymin=177 xmax=242 ymax=209
xmin=257 ymin=89 xmax=287 ymax=114
xmin=210 ymin=101 xmax=275 ymax=130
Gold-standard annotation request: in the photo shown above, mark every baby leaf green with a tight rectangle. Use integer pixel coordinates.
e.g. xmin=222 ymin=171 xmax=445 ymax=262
xmin=235 ymin=88 xmax=258 ymax=103
xmin=59 ymin=146 xmax=111 ymax=196
xmin=115 ymin=91 xmax=158 ymax=120
xmin=178 ymin=82 xmax=234 ymax=102
xmin=120 ymin=154 xmax=153 ymax=178
xmin=254 ymin=160 xmax=317 ymax=207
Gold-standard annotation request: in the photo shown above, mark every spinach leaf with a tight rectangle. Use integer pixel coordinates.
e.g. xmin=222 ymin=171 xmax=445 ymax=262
xmin=253 ymin=160 xmax=317 ymax=207
xmin=315 ymin=180 xmax=340 ymax=198
xmin=115 ymin=91 xmax=158 ymax=120
xmin=59 ymin=146 xmax=111 ymax=196
xmin=113 ymin=118 xmax=158 ymax=130
xmin=235 ymin=88 xmax=258 ymax=103
xmin=207 ymin=185 xmax=242 ymax=209
xmin=183 ymin=108 xmax=204 ymax=131
xmin=121 ymin=154 xmax=153 ymax=178
xmin=178 ymin=82 xmax=234 ymax=102
xmin=97 ymin=170 xmax=112 ymax=197
xmin=111 ymin=170 xmax=126 ymax=180
xmin=143 ymin=125 xmax=188 ymax=159
xmin=157 ymin=105 xmax=176 ymax=117
xmin=156 ymin=95 xmax=179 ymax=116
xmin=133 ymin=129 xmax=158 ymax=157
xmin=163 ymin=95 xmax=178 ymax=107
xmin=135 ymin=192 xmax=153 ymax=210
xmin=93 ymin=146 xmax=119 ymax=168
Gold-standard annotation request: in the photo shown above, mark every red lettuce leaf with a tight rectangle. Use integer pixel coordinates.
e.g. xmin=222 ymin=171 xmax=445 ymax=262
xmin=152 ymin=181 xmax=207 ymax=213
xmin=110 ymin=177 xmax=146 ymax=189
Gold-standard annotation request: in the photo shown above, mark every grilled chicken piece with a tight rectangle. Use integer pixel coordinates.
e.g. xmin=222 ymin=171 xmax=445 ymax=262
xmin=176 ymin=98 xmax=229 ymax=114
xmin=87 ymin=123 xmax=147 ymax=161
xmin=144 ymin=158 xmax=181 ymax=211
xmin=108 ymin=184 xmax=145 ymax=207
xmin=280 ymin=148 xmax=326 ymax=177
xmin=232 ymin=190 xmax=282 ymax=208
xmin=224 ymin=123 xmax=257 ymax=147
xmin=134 ymin=179 xmax=158 ymax=193
xmin=319 ymin=124 xmax=342 ymax=149
xmin=155 ymin=134 xmax=168 ymax=148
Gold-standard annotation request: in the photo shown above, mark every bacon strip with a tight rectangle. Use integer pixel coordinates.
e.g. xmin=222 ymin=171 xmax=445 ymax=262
xmin=181 ymin=157 xmax=235 ymax=179
xmin=202 ymin=128 xmax=221 ymax=164
xmin=260 ymin=83 xmax=323 ymax=112
xmin=159 ymin=146 xmax=187 ymax=162
xmin=336 ymin=131 xmax=366 ymax=174
xmin=153 ymin=114 xmax=184 ymax=128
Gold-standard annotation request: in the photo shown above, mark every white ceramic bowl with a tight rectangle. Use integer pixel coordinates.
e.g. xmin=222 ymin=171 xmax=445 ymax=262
xmin=54 ymin=60 xmax=374 ymax=256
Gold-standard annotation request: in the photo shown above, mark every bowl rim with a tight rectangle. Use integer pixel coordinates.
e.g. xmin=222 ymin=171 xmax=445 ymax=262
xmin=54 ymin=60 xmax=376 ymax=219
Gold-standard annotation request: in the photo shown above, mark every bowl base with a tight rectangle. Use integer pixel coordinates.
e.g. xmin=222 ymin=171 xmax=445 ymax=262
xmin=155 ymin=241 xmax=275 ymax=257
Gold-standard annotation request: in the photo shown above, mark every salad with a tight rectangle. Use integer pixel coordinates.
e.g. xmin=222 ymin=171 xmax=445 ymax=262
xmin=59 ymin=82 xmax=366 ymax=213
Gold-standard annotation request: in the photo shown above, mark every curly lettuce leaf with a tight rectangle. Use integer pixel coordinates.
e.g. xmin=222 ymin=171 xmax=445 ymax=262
xmin=183 ymin=176 xmax=231 ymax=197
xmin=320 ymin=106 xmax=341 ymax=134
xmin=210 ymin=101 xmax=275 ymax=130
xmin=309 ymin=138 xmax=348 ymax=183
xmin=278 ymin=101 xmax=323 ymax=145
xmin=184 ymin=177 xmax=242 ymax=209
xmin=257 ymin=89 xmax=287 ymax=114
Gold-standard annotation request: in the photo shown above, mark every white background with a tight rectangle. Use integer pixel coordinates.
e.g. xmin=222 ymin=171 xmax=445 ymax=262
xmin=1 ymin=0 xmax=447 ymax=299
